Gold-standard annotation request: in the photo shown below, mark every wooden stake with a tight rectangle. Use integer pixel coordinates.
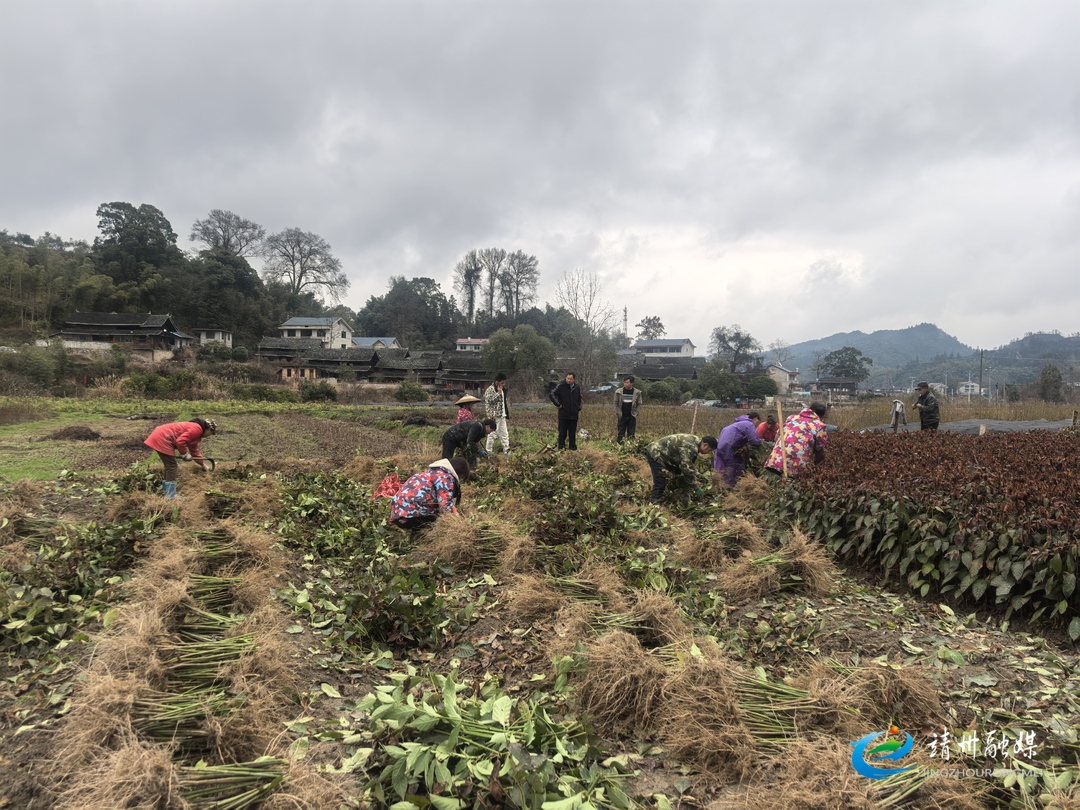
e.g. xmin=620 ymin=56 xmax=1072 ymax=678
xmin=776 ymin=401 xmax=788 ymax=478
xmin=690 ymin=403 xmax=699 ymax=435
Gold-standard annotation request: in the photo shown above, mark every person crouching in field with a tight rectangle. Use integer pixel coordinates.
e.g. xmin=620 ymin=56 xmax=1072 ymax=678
xmin=645 ymin=434 xmax=718 ymax=503
xmin=390 ymin=457 xmax=471 ymax=532
xmin=442 ymin=419 xmax=496 ymax=464
xmin=714 ymin=411 xmax=762 ymax=487
xmin=765 ymin=403 xmax=828 ymax=476
xmin=144 ymin=418 xmax=217 ymax=499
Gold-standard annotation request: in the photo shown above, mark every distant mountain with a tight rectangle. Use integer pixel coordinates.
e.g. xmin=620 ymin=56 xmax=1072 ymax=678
xmin=784 ymin=323 xmax=973 ymax=380
xmin=782 ymin=326 xmax=1080 ymax=392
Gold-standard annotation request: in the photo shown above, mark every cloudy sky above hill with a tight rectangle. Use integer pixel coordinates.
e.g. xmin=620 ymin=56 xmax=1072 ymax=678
xmin=2 ymin=1 xmax=1078 ymax=352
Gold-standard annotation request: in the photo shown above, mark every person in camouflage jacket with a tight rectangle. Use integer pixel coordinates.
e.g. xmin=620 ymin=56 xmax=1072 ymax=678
xmin=644 ymin=433 xmax=718 ymax=502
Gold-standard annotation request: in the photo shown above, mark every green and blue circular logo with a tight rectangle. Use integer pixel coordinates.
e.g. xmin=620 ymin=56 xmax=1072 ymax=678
xmin=850 ymin=726 xmax=915 ymax=780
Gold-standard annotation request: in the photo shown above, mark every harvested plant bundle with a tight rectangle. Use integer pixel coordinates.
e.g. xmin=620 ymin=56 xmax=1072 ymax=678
xmin=718 ymin=529 xmax=835 ymax=599
xmin=575 ymin=630 xmax=667 ymax=735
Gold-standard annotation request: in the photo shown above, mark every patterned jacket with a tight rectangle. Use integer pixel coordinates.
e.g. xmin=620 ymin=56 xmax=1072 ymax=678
xmin=390 ymin=460 xmax=461 ymax=521
xmin=646 ymin=434 xmax=704 ymax=487
xmin=765 ymin=408 xmax=828 ymax=475
xmin=484 ymin=384 xmax=509 ymax=420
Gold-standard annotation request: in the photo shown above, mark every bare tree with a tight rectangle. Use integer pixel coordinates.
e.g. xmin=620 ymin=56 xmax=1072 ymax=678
xmin=477 ymin=247 xmax=508 ymax=318
xmin=554 ymin=268 xmax=616 ymax=335
xmin=499 ymin=250 xmax=539 ymax=319
xmin=554 ymin=269 xmax=618 ymax=388
xmin=453 ymin=249 xmax=483 ymax=325
xmin=189 ymin=209 xmax=265 ymax=257
xmin=767 ymin=338 xmax=794 ymax=368
xmin=261 ymin=228 xmax=348 ymax=302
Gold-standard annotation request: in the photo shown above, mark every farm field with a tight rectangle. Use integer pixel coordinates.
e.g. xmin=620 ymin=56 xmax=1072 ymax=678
xmin=1 ymin=398 xmax=1079 ymax=809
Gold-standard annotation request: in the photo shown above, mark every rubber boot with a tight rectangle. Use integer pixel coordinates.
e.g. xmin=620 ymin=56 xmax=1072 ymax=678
xmin=162 ymin=481 xmax=177 ymax=500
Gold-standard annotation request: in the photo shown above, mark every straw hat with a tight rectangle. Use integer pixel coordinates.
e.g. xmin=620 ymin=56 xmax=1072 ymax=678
xmin=455 ymin=394 xmax=481 ymax=405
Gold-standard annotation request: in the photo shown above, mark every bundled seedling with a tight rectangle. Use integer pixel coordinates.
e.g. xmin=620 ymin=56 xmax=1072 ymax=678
xmin=178 ymin=756 xmax=288 ymax=809
xmin=718 ymin=530 xmax=836 ymax=600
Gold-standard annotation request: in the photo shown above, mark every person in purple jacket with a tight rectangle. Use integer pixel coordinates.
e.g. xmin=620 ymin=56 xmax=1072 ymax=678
xmin=714 ymin=411 xmax=762 ymax=487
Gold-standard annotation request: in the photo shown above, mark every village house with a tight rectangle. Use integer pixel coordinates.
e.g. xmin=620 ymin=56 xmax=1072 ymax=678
xmin=190 ymin=326 xmax=233 ymax=348
xmin=352 ymin=336 xmax=402 ymax=350
xmin=455 ymin=337 xmax=488 ymax=352
xmin=765 ymin=363 xmax=800 ymax=395
xmin=52 ymin=312 xmax=194 ymax=358
xmin=630 ymin=338 xmax=696 ymax=357
xmin=277 ymin=317 xmax=354 ymax=350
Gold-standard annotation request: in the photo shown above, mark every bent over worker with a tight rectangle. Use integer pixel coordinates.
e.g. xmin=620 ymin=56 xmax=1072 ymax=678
xmin=442 ymin=419 xmax=496 ymax=462
xmin=390 ymin=457 xmax=471 ymax=531
xmin=644 ymin=433 xmax=717 ymax=503
xmin=144 ymin=418 xmax=217 ymax=499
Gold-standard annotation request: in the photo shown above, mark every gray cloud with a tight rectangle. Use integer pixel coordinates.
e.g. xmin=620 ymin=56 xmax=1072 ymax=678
xmin=2 ymin=1 xmax=1078 ymax=352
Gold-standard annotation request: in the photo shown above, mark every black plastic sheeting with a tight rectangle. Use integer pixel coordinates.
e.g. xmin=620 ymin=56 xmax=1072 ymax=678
xmin=865 ymin=418 xmax=1075 ymax=435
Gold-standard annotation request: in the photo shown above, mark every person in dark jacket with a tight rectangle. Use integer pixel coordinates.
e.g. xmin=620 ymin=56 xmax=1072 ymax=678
xmin=390 ymin=457 xmax=471 ymax=531
xmin=914 ymin=382 xmax=940 ymax=431
xmin=550 ymin=372 xmax=584 ymax=450
xmin=442 ymin=419 xmax=496 ymax=462
xmin=614 ymin=375 xmax=643 ymax=444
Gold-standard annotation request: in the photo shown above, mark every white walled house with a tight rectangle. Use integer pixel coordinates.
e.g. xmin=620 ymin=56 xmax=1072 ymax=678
xmin=277 ymin=317 xmax=354 ymax=350
xmin=455 ymin=337 xmax=488 ymax=352
xmin=630 ymin=338 xmax=695 ymax=357
xmin=192 ymin=327 xmax=233 ymax=348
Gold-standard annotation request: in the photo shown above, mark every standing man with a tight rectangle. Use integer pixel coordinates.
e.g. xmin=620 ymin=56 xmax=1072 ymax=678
xmin=614 ymin=375 xmax=643 ymax=444
xmin=714 ymin=411 xmax=762 ymax=487
xmin=442 ymin=419 xmax=496 ymax=463
xmin=914 ymin=382 xmax=940 ymax=431
xmin=484 ymin=373 xmax=511 ymax=457
xmin=765 ymin=402 xmax=829 ymax=476
xmin=551 ymin=372 xmax=584 ymax=450
xmin=644 ymin=434 xmax=718 ymax=503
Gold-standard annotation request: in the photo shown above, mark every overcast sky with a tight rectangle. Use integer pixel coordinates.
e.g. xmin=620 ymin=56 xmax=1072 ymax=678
xmin=2 ymin=1 xmax=1078 ymax=353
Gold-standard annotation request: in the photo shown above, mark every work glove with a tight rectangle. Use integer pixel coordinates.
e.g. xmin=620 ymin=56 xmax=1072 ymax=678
xmin=694 ymin=487 xmax=704 ymax=497
xmin=180 ymin=452 xmax=193 ymax=461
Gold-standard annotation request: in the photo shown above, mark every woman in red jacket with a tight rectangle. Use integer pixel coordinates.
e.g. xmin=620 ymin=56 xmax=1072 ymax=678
xmin=144 ymin=418 xmax=217 ymax=498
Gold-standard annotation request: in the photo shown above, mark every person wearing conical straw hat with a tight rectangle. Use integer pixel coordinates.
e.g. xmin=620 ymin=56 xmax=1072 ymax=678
xmin=455 ymin=394 xmax=482 ymax=423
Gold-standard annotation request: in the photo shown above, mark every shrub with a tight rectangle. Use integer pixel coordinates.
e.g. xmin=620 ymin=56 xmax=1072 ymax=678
xmin=298 ymin=379 xmax=338 ymax=402
xmin=396 ymin=381 xmax=429 ymax=402
xmin=231 ymin=346 xmax=249 ymax=362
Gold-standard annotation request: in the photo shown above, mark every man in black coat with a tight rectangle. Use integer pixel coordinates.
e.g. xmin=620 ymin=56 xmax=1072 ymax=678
xmin=550 ymin=372 xmax=584 ymax=450
xmin=442 ymin=419 xmax=497 ymax=461
xmin=914 ymin=382 xmax=940 ymax=431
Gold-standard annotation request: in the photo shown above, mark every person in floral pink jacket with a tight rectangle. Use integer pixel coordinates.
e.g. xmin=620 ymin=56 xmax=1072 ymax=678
xmin=765 ymin=403 xmax=828 ymax=476
xmin=390 ymin=457 xmax=471 ymax=531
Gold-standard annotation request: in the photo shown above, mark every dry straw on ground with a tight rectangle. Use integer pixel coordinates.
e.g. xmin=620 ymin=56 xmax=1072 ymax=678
xmin=722 ymin=474 xmax=773 ymax=513
xmin=55 ymin=737 xmax=182 ymax=810
xmin=659 ymin=657 xmax=757 ymax=782
xmin=717 ymin=528 xmax=837 ymax=600
xmin=673 ymin=516 xmax=768 ymax=572
xmin=631 ymin=591 xmax=690 ymax=648
xmin=505 ymin=575 xmax=569 ymax=623
xmin=575 ymin=630 xmax=668 ymax=736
